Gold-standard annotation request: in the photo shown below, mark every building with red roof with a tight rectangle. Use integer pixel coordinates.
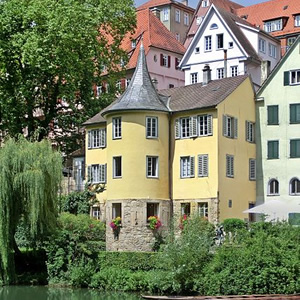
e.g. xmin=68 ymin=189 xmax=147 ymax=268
xmin=236 ymin=0 xmax=300 ymax=55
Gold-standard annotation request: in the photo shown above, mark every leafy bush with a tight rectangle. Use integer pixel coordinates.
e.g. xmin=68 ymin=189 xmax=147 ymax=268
xmin=45 ymin=213 xmax=105 ymax=285
xmin=222 ymin=218 xmax=246 ymax=233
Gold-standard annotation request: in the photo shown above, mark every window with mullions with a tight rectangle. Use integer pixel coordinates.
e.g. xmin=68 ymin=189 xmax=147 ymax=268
xmin=290 ymin=104 xmax=300 ymax=124
xmin=264 ymin=19 xmax=282 ymax=32
xmin=259 ymin=38 xmax=266 ymax=53
xmin=246 ymin=121 xmax=255 ymax=143
xmin=88 ymin=164 xmax=106 ymax=184
xmin=146 ymin=156 xmax=158 ymax=178
xmin=175 ymin=9 xmax=180 ymax=23
xmin=181 ymin=117 xmax=190 ymax=138
xmin=217 ymin=68 xmax=224 ymax=79
xmin=268 ymin=179 xmax=279 ymax=195
xmin=112 ymin=117 xmax=121 ymax=139
xmin=92 ymin=207 xmax=101 ymax=220
xmin=290 ymin=178 xmax=300 ymax=195
xmin=198 ymin=114 xmax=212 ymax=136
xmin=231 ymin=66 xmax=238 ymax=77
xmin=198 ymin=202 xmax=208 ymax=218
xmin=180 ymin=156 xmax=195 ymax=178
xmin=205 ymin=36 xmax=212 ymax=51
xmin=146 ymin=117 xmax=158 ymax=138
xmin=267 ymin=105 xmax=279 ymax=125
xmin=191 ymin=72 xmax=198 ymax=84
xmin=223 ymin=115 xmax=238 ymax=138
xmin=88 ymin=129 xmax=106 ymax=149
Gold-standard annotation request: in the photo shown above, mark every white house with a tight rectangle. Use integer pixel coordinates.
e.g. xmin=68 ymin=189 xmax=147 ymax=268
xmin=179 ymin=4 xmax=281 ymax=88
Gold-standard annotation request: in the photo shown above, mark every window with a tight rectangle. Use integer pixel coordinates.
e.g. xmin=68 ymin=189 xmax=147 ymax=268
xmin=175 ymin=9 xmax=180 ymax=23
xmin=198 ymin=154 xmax=208 ymax=177
xmin=290 ymin=178 xmax=300 ymax=195
xmin=295 ymin=15 xmax=300 ymax=27
xmin=249 ymin=159 xmax=256 ymax=181
xmin=198 ymin=114 xmax=213 ymax=136
xmin=112 ymin=117 xmax=121 ymax=139
xmin=146 ymin=117 xmax=158 ymax=138
xmin=228 ymin=42 xmax=233 ymax=48
xmin=131 ymin=39 xmax=136 ymax=48
xmin=223 ymin=115 xmax=238 ymax=139
xmin=160 ymin=54 xmax=170 ymax=67
xmin=267 ymin=105 xmax=279 ymax=125
xmin=147 ymin=203 xmax=159 ymax=219
xmin=205 ymin=36 xmax=212 ymax=51
xmin=195 ymin=47 xmax=200 ymax=54
xmin=268 ymin=43 xmax=277 ymax=58
xmin=146 ymin=156 xmax=158 ymax=178
xmin=113 ymin=156 xmax=122 ymax=178
xmin=88 ymin=129 xmax=106 ymax=149
xmin=210 ymin=23 xmax=218 ymax=30
xmin=169 ymin=84 xmax=175 ymax=88
xmin=217 ymin=68 xmax=224 ymax=79
xmin=96 ymin=86 xmax=103 ymax=97
xmin=226 ymin=155 xmax=234 ymax=178
xmin=112 ymin=203 xmax=122 ymax=219
xmin=216 ymin=34 xmax=224 ymax=49
xmin=267 ymin=140 xmax=279 ymax=159
xmin=180 ymin=156 xmax=195 ymax=178
xmin=92 ymin=207 xmax=101 ymax=220
xmin=88 ymin=164 xmax=106 ymax=183
xmin=287 ymin=37 xmax=296 ymax=48
xmin=181 ymin=117 xmax=191 ymax=138
xmin=290 ymin=104 xmax=300 ymax=124
xmin=264 ymin=19 xmax=282 ymax=32
xmin=288 ymin=70 xmax=300 ymax=85
xmin=184 ymin=13 xmax=189 ymax=26
xmin=259 ymin=38 xmax=266 ymax=53
xmin=290 ymin=139 xmax=300 ymax=158
xmin=268 ymin=179 xmax=279 ymax=195
xmin=202 ymin=0 xmax=209 ymax=7
xmin=231 ymin=66 xmax=238 ymax=77
xmin=198 ymin=202 xmax=208 ymax=218
xmin=175 ymin=33 xmax=180 ymax=41
xmin=191 ymin=72 xmax=198 ymax=84
xmin=163 ymin=8 xmax=169 ymax=21
xmin=228 ymin=199 xmax=232 ymax=208
xmin=246 ymin=121 xmax=255 ymax=143
xmin=196 ymin=16 xmax=202 ymax=25
xmin=181 ymin=203 xmax=191 ymax=216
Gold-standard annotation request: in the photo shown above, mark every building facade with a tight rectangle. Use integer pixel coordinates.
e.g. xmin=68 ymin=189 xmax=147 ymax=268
xmin=255 ymin=36 xmax=300 ymax=221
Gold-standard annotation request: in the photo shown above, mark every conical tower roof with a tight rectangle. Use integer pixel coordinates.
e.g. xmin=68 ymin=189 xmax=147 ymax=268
xmin=102 ymin=41 xmax=169 ymax=115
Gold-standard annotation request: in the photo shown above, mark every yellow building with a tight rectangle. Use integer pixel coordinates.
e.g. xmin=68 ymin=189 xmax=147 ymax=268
xmin=83 ymin=43 xmax=256 ymax=251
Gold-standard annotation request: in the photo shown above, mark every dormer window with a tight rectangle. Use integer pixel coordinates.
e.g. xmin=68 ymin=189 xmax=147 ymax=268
xmin=295 ymin=15 xmax=300 ymax=27
xmin=264 ymin=19 xmax=283 ymax=32
xmin=196 ymin=16 xmax=202 ymax=25
xmin=202 ymin=0 xmax=209 ymax=7
xmin=131 ymin=39 xmax=136 ymax=49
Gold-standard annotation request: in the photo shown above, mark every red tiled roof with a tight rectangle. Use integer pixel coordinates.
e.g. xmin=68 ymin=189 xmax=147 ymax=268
xmin=236 ymin=0 xmax=300 ymax=37
xmin=121 ymin=9 xmax=186 ymax=69
xmin=137 ymin=0 xmax=194 ymax=12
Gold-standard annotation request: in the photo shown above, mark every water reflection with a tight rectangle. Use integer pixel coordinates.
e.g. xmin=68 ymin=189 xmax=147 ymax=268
xmin=0 ymin=286 xmax=142 ymax=300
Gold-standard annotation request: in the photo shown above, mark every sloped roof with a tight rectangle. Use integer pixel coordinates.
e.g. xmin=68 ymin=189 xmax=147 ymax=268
xmin=102 ymin=42 xmax=169 ymax=115
xmin=137 ymin=0 xmax=194 ymax=12
xmin=122 ymin=9 xmax=186 ymax=70
xmin=159 ymin=75 xmax=249 ymax=112
xmin=82 ymin=111 xmax=106 ymax=126
xmin=236 ymin=0 xmax=300 ymax=37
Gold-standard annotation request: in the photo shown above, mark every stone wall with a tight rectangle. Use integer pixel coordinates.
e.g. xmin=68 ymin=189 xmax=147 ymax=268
xmin=106 ymin=199 xmax=171 ymax=251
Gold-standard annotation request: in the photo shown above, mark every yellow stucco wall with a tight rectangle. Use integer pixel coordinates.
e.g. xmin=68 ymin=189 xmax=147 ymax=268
xmin=217 ymin=77 xmax=256 ymax=221
xmin=105 ymin=111 xmax=170 ymax=200
xmin=171 ymin=109 xmax=218 ymax=201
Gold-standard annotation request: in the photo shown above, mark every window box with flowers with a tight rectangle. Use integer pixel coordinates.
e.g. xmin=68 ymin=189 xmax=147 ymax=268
xmin=147 ymin=216 xmax=162 ymax=230
xmin=110 ymin=217 xmax=121 ymax=240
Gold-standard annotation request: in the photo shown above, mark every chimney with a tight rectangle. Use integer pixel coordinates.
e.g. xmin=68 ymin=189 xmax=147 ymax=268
xmin=151 ymin=7 xmax=161 ymax=19
xmin=224 ymin=49 xmax=228 ymax=78
xmin=181 ymin=0 xmax=188 ymax=5
xmin=202 ymin=64 xmax=211 ymax=86
xmin=261 ymin=60 xmax=271 ymax=83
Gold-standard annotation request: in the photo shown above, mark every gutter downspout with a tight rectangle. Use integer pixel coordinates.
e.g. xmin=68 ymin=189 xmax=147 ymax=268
xmin=168 ymin=112 xmax=173 ymax=222
xmin=224 ymin=49 xmax=227 ymax=78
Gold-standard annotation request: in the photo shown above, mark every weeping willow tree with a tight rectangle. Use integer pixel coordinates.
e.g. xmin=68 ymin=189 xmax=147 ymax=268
xmin=0 ymin=137 xmax=62 ymax=284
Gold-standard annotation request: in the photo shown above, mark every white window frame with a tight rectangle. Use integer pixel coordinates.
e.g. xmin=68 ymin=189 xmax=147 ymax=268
xmin=204 ymin=36 xmax=212 ymax=51
xmin=268 ymin=43 xmax=277 ymax=58
xmin=175 ymin=33 xmax=180 ymax=41
xmin=258 ymin=38 xmax=266 ymax=53
xmin=180 ymin=156 xmax=195 ymax=178
xmin=231 ymin=66 xmax=238 ymax=77
xmin=223 ymin=115 xmax=238 ymax=139
xmin=88 ymin=129 xmax=106 ymax=149
xmin=216 ymin=34 xmax=224 ymax=50
xmin=112 ymin=203 xmax=122 ymax=219
xmin=175 ymin=9 xmax=180 ymax=23
xmin=290 ymin=70 xmax=300 ymax=85
xmin=92 ymin=207 xmax=101 ymax=220
xmin=112 ymin=117 xmax=122 ymax=139
xmin=146 ymin=117 xmax=158 ymax=138
xmin=198 ymin=154 xmax=208 ymax=177
xmin=180 ymin=117 xmax=191 ymax=138
xmin=246 ymin=121 xmax=255 ymax=143
xmin=295 ymin=15 xmax=300 ymax=27
xmin=88 ymin=164 xmax=106 ymax=184
xmin=226 ymin=155 xmax=234 ymax=178
xmin=264 ymin=19 xmax=282 ymax=32
xmin=289 ymin=177 xmax=300 ymax=196
xmin=268 ymin=179 xmax=279 ymax=196
xmin=217 ymin=68 xmax=225 ymax=79
xmin=198 ymin=114 xmax=213 ymax=136
xmin=202 ymin=0 xmax=209 ymax=7
xmin=146 ymin=156 xmax=159 ymax=178
xmin=249 ymin=159 xmax=256 ymax=181
xmin=184 ymin=13 xmax=189 ymax=26
xmin=196 ymin=16 xmax=202 ymax=25
xmin=96 ymin=86 xmax=102 ymax=97
xmin=147 ymin=203 xmax=159 ymax=220
xmin=162 ymin=54 xmax=168 ymax=67
xmin=191 ymin=72 xmax=198 ymax=84
xmin=198 ymin=202 xmax=208 ymax=217
xmin=113 ymin=156 xmax=122 ymax=178
xmin=163 ymin=8 xmax=169 ymax=21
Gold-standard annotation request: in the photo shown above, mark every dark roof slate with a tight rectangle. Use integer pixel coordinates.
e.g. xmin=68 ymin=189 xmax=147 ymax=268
xmin=102 ymin=42 xmax=169 ymax=115
xmin=159 ymin=75 xmax=249 ymax=112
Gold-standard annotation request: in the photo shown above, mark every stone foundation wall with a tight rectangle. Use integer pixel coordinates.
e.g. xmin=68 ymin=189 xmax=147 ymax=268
xmin=106 ymin=199 xmax=171 ymax=252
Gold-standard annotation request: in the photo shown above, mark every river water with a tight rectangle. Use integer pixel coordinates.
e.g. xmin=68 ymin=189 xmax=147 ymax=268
xmin=0 ymin=286 xmax=143 ymax=300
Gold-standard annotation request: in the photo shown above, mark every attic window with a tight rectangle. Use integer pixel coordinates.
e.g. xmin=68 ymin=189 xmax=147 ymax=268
xmin=202 ymin=0 xmax=209 ymax=7
xmin=195 ymin=47 xmax=200 ymax=54
xmin=210 ymin=23 xmax=218 ymax=30
xmin=295 ymin=15 xmax=300 ymax=27
xmin=264 ymin=19 xmax=283 ymax=32
xmin=283 ymin=5 xmax=288 ymax=10
xmin=131 ymin=39 xmax=136 ymax=48
xmin=196 ymin=16 xmax=202 ymax=25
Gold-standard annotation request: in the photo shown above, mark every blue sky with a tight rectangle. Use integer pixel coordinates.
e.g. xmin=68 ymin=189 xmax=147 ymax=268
xmin=134 ymin=0 xmax=270 ymax=8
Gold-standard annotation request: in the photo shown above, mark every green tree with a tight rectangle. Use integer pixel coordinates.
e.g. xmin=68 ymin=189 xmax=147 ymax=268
xmin=0 ymin=137 xmax=62 ymax=284
xmin=0 ymin=0 xmax=136 ymax=154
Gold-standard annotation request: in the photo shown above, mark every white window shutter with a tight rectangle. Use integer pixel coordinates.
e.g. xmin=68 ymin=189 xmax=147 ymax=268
xmin=100 ymin=129 xmax=106 ymax=147
xmin=190 ymin=156 xmax=195 ymax=177
xmin=88 ymin=131 xmax=92 ymax=148
xmin=190 ymin=116 xmax=198 ymax=137
xmin=175 ymin=119 xmax=181 ymax=139
xmin=246 ymin=121 xmax=249 ymax=141
xmin=198 ymin=155 xmax=208 ymax=177
xmin=207 ymin=115 xmax=213 ymax=135
xmin=104 ymin=164 xmax=107 ymax=183
xmin=234 ymin=118 xmax=238 ymax=139
xmin=203 ymin=155 xmax=208 ymax=176
xmin=87 ymin=165 xmax=92 ymax=182
xmin=231 ymin=156 xmax=234 ymax=177
xmin=223 ymin=115 xmax=227 ymax=136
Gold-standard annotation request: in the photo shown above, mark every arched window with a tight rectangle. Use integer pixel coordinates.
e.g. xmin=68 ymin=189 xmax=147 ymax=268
xmin=268 ymin=179 xmax=279 ymax=195
xmin=210 ymin=23 xmax=218 ymax=30
xmin=290 ymin=177 xmax=300 ymax=195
